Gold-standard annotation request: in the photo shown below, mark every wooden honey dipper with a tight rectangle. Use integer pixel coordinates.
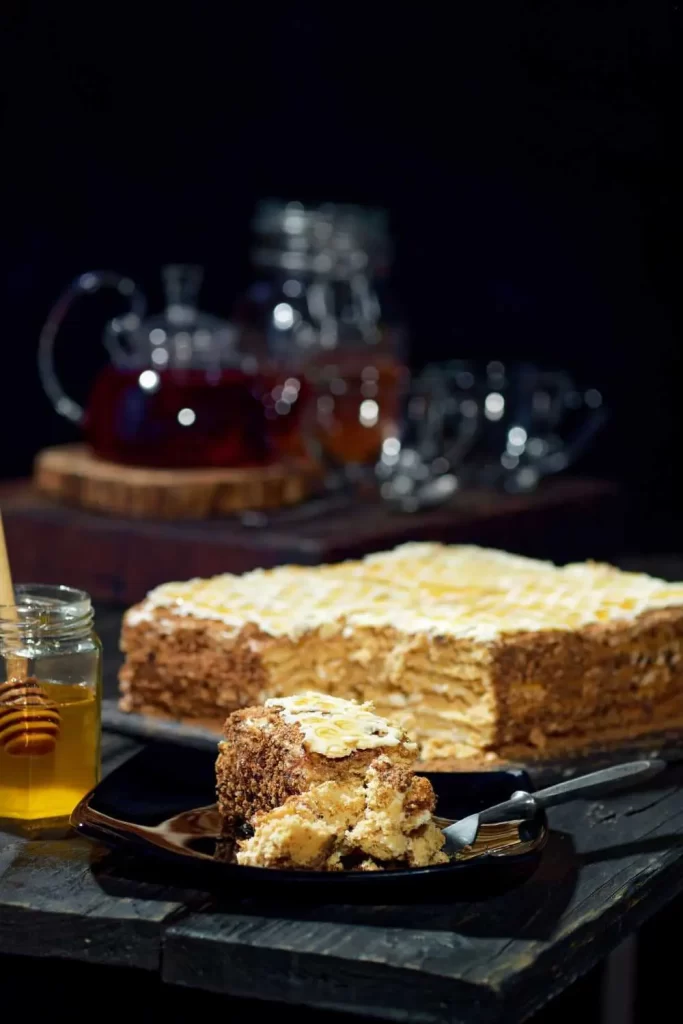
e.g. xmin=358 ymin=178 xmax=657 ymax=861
xmin=0 ymin=512 xmax=61 ymax=756
xmin=0 ymin=678 xmax=61 ymax=756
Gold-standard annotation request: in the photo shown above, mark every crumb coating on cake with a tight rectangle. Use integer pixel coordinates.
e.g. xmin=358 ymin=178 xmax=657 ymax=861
xmin=216 ymin=694 xmax=446 ymax=871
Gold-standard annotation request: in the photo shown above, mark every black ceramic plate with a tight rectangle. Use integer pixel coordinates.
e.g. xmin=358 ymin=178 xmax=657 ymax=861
xmin=71 ymin=743 xmax=547 ymax=897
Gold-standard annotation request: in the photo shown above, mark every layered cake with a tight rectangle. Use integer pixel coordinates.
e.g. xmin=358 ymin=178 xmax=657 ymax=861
xmin=120 ymin=544 xmax=683 ymax=762
xmin=216 ymin=692 xmax=447 ymax=870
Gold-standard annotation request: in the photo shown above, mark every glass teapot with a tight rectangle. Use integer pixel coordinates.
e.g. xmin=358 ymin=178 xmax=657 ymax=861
xmin=37 ymin=265 xmax=293 ymax=469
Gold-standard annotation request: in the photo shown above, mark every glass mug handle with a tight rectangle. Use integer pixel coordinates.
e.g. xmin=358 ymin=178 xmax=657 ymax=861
xmin=402 ymin=363 xmax=481 ymax=470
xmin=37 ymin=271 xmax=147 ymax=425
xmin=518 ymin=369 xmax=606 ymax=467
xmin=432 ymin=368 xmax=481 ymax=472
xmin=522 ymin=368 xmax=575 ymax=431
xmin=535 ymin=393 xmax=608 ymax=475
xmin=503 ymin=371 xmax=608 ymax=492
xmin=521 ymin=369 xmax=608 ymax=475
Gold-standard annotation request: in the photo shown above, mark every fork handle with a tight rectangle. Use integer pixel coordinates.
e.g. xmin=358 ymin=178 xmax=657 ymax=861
xmin=532 ymin=759 xmax=666 ymax=808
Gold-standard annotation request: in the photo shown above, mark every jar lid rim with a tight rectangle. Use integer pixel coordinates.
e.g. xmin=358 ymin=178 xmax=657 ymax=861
xmin=0 ymin=584 xmax=92 ymax=626
xmin=8 ymin=583 xmax=91 ymax=605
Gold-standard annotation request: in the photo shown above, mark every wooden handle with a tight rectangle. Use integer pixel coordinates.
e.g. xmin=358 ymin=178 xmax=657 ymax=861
xmin=0 ymin=513 xmax=16 ymax=613
xmin=0 ymin=511 xmax=26 ymax=680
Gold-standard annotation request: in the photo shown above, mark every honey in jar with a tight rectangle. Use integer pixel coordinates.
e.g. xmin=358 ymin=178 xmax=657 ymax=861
xmin=0 ymin=585 xmax=101 ymax=837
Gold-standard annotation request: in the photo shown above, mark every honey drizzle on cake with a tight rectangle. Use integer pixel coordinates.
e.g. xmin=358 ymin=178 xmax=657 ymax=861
xmin=0 ymin=678 xmax=61 ymax=756
xmin=129 ymin=544 xmax=683 ymax=640
xmin=264 ymin=693 xmax=412 ymax=758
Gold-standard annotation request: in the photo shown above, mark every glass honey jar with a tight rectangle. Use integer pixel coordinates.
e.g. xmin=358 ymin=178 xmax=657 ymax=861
xmin=0 ymin=584 xmax=102 ymax=837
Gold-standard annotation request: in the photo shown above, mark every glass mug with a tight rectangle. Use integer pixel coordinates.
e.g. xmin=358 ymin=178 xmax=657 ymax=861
xmin=375 ymin=360 xmax=607 ymax=506
xmin=464 ymin=361 xmax=608 ymax=492
xmin=305 ymin=348 xmax=409 ymax=471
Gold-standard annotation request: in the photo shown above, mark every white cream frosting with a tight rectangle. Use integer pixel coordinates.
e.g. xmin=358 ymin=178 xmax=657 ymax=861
xmin=125 ymin=543 xmax=683 ymax=642
xmin=264 ymin=693 xmax=411 ymax=758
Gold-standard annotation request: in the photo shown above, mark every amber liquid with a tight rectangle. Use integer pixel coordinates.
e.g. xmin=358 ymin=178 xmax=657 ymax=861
xmin=0 ymin=682 xmax=100 ymax=829
xmin=310 ymin=353 xmax=407 ymax=466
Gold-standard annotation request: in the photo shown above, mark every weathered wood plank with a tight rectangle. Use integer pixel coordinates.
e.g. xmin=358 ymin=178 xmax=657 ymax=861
xmin=0 ymin=839 xmax=186 ymax=969
xmin=0 ymin=834 xmax=23 ymax=879
xmin=162 ymin=769 xmax=683 ymax=1023
xmin=0 ymin=731 xmax=202 ymax=971
xmin=1 ymin=478 xmax=622 ymax=604
xmin=162 ymin=920 xmax=500 ymax=1024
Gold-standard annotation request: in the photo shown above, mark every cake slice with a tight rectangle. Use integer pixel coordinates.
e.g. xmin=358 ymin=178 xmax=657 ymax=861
xmin=215 ymin=692 xmax=448 ymax=871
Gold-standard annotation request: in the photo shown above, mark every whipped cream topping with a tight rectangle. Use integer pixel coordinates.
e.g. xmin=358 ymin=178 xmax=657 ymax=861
xmin=125 ymin=544 xmax=683 ymax=641
xmin=265 ymin=693 xmax=411 ymax=758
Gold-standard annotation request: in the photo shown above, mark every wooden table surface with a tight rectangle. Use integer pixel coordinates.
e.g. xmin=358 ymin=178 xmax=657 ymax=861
xmin=0 ymin=477 xmax=620 ymax=604
xmin=1 ymin=608 xmax=683 ymax=1023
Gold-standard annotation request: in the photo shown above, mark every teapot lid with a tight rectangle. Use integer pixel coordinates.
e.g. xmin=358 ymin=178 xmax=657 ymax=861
xmin=251 ymin=201 xmax=392 ymax=279
xmin=107 ymin=265 xmax=240 ymax=371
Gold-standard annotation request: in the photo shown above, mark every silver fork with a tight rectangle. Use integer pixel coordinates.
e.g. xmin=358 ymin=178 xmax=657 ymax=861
xmin=439 ymin=759 xmax=666 ymax=854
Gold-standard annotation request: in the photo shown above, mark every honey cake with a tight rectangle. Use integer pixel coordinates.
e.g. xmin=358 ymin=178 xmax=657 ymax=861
xmin=216 ymin=693 xmax=447 ymax=870
xmin=119 ymin=544 xmax=683 ymax=762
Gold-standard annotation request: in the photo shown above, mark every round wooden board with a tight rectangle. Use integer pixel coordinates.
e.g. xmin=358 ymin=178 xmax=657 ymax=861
xmin=34 ymin=444 xmax=320 ymax=519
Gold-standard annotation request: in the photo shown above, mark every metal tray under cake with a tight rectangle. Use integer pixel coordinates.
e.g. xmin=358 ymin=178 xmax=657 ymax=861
xmin=101 ymin=699 xmax=683 ymax=787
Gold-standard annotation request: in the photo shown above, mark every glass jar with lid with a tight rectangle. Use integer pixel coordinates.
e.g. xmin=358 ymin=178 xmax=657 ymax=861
xmin=0 ymin=584 xmax=102 ymax=837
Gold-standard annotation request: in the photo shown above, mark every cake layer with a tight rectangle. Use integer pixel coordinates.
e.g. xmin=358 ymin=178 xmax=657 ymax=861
xmin=120 ymin=543 xmax=683 ymax=762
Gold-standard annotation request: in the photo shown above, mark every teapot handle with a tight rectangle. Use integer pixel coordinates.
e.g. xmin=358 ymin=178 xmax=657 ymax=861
xmin=37 ymin=271 xmax=147 ymax=425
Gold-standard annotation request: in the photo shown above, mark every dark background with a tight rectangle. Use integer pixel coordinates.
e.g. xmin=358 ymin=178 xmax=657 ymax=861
xmin=1 ymin=3 xmax=682 ymax=549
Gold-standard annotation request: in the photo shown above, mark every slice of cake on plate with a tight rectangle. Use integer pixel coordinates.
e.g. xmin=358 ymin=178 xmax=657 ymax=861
xmin=215 ymin=692 xmax=448 ymax=871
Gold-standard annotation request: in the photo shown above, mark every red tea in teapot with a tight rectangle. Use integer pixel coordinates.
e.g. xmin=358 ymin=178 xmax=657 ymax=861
xmin=38 ymin=267 xmax=311 ymax=470
xmin=85 ymin=365 xmax=299 ymax=469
